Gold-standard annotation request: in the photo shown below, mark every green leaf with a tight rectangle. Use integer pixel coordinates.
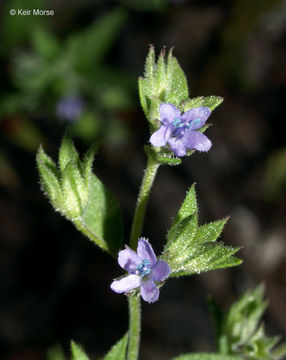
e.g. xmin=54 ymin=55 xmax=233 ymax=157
xmin=171 ymin=353 xmax=241 ymax=360
xmin=162 ymin=185 xmax=241 ymax=277
xmin=169 ymin=243 xmax=240 ymax=277
xmin=103 ymin=334 xmax=128 ymax=360
xmin=59 ymin=136 xmax=80 ymax=173
xmin=155 ymin=49 xmax=167 ymax=97
xmin=31 ymin=26 xmax=60 ymax=60
xmin=194 ymin=218 xmax=229 ymax=244
xmin=71 ymin=341 xmax=90 ymax=360
xmin=172 ymin=184 xmax=197 ymax=227
xmin=165 ymin=49 xmax=189 ymax=106
xmin=218 ymin=285 xmax=286 ymax=360
xmin=144 ymin=145 xmax=182 ymax=166
xmin=61 ymin=161 xmax=83 ymax=219
xmin=165 ymin=214 xmax=198 ymax=262
xmin=139 ymin=47 xmax=189 ymax=126
xmin=80 ymin=145 xmax=97 ymax=188
xmin=78 ymin=174 xmax=123 ymax=255
xmin=145 ymin=45 xmax=155 ymax=91
xmin=138 ymin=77 xmax=149 ymax=118
xmin=184 ymin=96 xmax=224 ymax=112
xmin=66 ymin=8 xmax=127 ymax=71
xmin=36 ymin=146 xmax=63 ymax=208
xmin=47 ymin=345 xmax=66 ymax=360
xmin=272 ymin=343 xmax=286 ymax=360
xmin=37 ymin=139 xmax=123 ymax=256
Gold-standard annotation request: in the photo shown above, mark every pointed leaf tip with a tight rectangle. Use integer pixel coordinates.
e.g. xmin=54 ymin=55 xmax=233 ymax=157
xmin=103 ymin=333 xmax=128 ymax=360
xmin=71 ymin=341 xmax=90 ymax=360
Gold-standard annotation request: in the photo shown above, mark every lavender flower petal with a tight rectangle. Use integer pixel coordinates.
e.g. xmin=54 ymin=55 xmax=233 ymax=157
xmin=182 ymin=131 xmax=212 ymax=152
xmin=141 ymin=279 xmax=159 ymax=303
xmin=181 ymin=107 xmax=210 ymax=130
xmin=137 ymin=238 xmax=157 ymax=264
xmin=168 ymin=137 xmax=187 ymax=157
xmin=118 ymin=248 xmax=141 ymax=273
xmin=159 ymin=103 xmax=181 ymax=124
xmin=152 ymin=260 xmax=171 ymax=282
xmin=150 ymin=122 xmax=172 ymax=147
xmin=110 ymin=274 xmax=140 ymax=293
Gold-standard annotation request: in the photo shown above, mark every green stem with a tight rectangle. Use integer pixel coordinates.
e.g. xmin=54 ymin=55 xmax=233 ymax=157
xmin=129 ymin=156 xmax=160 ymax=249
xmin=127 ymin=155 xmax=160 ymax=360
xmin=128 ymin=295 xmax=141 ymax=360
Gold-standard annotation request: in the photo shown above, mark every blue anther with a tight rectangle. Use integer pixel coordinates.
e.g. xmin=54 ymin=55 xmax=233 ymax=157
xmin=172 ymin=117 xmax=182 ymax=127
xmin=136 ymin=259 xmax=151 ymax=277
xmin=193 ymin=118 xmax=201 ymax=126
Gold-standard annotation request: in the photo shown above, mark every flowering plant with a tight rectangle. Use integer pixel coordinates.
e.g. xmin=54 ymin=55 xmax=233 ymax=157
xmin=37 ymin=47 xmax=285 ymax=360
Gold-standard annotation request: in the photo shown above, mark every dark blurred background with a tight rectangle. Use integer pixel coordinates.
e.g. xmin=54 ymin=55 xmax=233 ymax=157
xmin=0 ymin=0 xmax=286 ymax=359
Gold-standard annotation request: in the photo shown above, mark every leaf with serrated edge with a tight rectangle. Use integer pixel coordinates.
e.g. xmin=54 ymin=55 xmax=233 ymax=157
xmin=170 ymin=243 xmax=240 ymax=276
xmin=103 ymin=334 xmax=128 ymax=360
xmin=71 ymin=341 xmax=90 ymax=360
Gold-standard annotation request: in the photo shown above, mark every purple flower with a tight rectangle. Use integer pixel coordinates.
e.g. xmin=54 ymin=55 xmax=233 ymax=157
xmin=150 ymin=103 xmax=212 ymax=157
xmin=110 ymin=238 xmax=170 ymax=303
xmin=56 ymin=95 xmax=85 ymax=122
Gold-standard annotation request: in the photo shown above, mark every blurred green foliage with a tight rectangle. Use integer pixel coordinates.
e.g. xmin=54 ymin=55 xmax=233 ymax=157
xmin=264 ymin=148 xmax=286 ymax=200
xmin=1 ymin=0 xmax=134 ymax=148
xmin=210 ymin=285 xmax=286 ymax=360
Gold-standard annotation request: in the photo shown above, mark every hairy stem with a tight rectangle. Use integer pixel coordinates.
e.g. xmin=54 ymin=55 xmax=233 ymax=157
xmin=128 ymin=295 xmax=141 ymax=360
xmin=127 ymin=156 xmax=160 ymax=360
xmin=129 ymin=156 xmax=160 ymax=249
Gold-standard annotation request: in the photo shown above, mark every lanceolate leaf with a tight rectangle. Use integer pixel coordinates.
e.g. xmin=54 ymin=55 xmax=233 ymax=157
xmin=103 ymin=334 xmax=128 ymax=360
xmin=71 ymin=341 xmax=90 ymax=360
xmin=161 ymin=184 xmax=241 ymax=277
xmin=37 ymin=138 xmax=123 ymax=256
xmin=59 ymin=135 xmax=80 ymax=173
xmin=171 ymin=184 xmax=197 ymax=227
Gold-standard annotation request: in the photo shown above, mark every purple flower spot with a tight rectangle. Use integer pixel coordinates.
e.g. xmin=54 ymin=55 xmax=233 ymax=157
xmin=149 ymin=103 xmax=212 ymax=157
xmin=110 ymin=238 xmax=171 ymax=303
xmin=56 ymin=95 xmax=84 ymax=122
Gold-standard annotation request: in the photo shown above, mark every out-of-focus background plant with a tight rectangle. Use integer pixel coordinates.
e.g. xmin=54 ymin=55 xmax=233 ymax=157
xmin=0 ymin=0 xmax=285 ymax=359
